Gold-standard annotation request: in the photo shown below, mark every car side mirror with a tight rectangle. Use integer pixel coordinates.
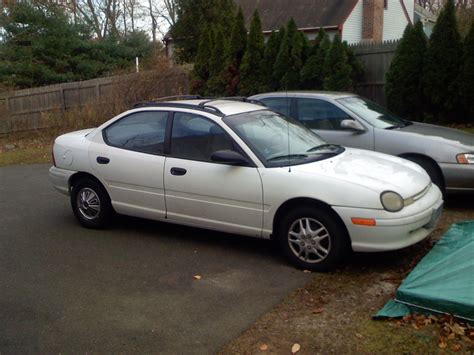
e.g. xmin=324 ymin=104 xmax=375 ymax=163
xmin=211 ymin=150 xmax=251 ymax=166
xmin=340 ymin=119 xmax=365 ymax=133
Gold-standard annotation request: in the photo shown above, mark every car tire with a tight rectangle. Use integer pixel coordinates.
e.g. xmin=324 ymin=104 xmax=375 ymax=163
xmin=276 ymin=207 xmax=350 ymax=272
xmin=71 ymin=178 xmax=113 ymax=229
xmin=405 ymin=156 xmax=445 ymax=196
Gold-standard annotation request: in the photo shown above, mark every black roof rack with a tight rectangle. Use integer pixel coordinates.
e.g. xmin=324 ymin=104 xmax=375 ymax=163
xmin=198 ymin=96 xmax=266 ymax=106
xmin=132 ymin=96 xmax=264 ymax=115
xmin=151 ymin=95 xmax=206 ymax=102
xmin=133 ymin=101 xmax=224 ymax=116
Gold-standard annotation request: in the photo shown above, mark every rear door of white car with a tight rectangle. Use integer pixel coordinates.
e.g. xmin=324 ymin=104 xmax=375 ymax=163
xmin=89 ymin=110 xmax=168 ymax=220
xmin=163 ymin=111 xmax=263 ymax=237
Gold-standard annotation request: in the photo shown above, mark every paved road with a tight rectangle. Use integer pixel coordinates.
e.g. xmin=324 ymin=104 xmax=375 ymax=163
xmin=0 ymin=164 xmax=310 ymax=353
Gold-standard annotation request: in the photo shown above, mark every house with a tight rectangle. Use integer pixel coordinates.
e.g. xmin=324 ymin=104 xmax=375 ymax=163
xmin=164 ymin=0 xmax=416 ymax=57
xmin=236 ymin=0 xmax=415 ymax=43
xmin=414 ymin=3 xmax=438 ymax=37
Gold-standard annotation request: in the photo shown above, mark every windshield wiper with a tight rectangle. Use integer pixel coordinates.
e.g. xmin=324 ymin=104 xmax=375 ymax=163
xmin=306 ymin=144 xmax=341 ymax=152
xmin=386 ymin=121 xmax=413 ymax=130
xmin=267 ymin=154 xmax=308 ymax=162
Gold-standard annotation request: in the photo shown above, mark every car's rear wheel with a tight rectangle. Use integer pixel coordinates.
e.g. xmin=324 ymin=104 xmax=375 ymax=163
xmin=71 ymin=178 xmax=113 ymax=228
xmin=276 ymin=207 xmax=349 ymax=271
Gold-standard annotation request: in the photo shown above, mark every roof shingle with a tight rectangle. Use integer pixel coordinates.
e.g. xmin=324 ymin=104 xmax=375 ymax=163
xmin=235 ymin=0 xmax=359 ymax=32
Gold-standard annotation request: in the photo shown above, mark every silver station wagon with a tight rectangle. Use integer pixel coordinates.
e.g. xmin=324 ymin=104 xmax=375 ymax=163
xmin=251 ymin=92 xmax=474 ymax=195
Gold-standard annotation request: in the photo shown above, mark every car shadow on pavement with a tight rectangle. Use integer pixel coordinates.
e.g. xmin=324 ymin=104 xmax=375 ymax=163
xmin=110 ymin=214 xmax=286 ymax=263
xmin=99 ymin=193 xmax=473 ymax=274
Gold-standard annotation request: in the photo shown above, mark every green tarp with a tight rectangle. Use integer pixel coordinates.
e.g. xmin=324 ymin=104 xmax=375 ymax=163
xmin=376 ymin=221 xmax=474 ymax=323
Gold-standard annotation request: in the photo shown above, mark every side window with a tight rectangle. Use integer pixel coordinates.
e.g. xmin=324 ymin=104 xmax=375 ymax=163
xmin=104 ymin=111 xmax=168 ymax=154
xmin=171 ymin=112 xmax=234 ymax=162
xmin=259 ymin=97 xmax=291 ymax=116
xmin=296 ymin=98 xmax=352 ymax=130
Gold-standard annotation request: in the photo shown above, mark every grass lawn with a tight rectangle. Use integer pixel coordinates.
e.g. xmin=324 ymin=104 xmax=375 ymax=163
xmin=0 ymin=131 xmax=54 ymax=167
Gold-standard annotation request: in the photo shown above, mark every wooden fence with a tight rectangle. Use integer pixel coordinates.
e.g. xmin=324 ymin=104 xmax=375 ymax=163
xmin=0 ymin=71 xmax=189 ymax=135
xmin=351 ymin=40 xmax=400 ymax=105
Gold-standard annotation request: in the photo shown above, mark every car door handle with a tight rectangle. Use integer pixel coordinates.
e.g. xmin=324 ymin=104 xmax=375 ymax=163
xmin=170 ymin=167 xmax=187 ymax=176
xmin=97 ymin=156 xmax=110 ymax=164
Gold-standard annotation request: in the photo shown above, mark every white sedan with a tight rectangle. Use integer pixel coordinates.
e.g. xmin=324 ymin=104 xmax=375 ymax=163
xmin=49 ymin=99 xmax=443 ymax=271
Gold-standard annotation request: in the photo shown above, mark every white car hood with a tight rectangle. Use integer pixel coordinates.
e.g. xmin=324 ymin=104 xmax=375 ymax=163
xmin=291 ymin=148 xmax=430 ymax=198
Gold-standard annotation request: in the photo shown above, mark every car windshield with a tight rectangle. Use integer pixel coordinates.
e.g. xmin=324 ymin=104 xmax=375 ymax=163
xmin=223 ymin=110 xmax=344 ymax=167
xmin=337 ymin=96 xmax=411 ymax=129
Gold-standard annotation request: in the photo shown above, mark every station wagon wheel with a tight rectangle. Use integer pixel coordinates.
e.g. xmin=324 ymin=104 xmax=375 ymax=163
xmin=71 ymin=178 xmax=113 ymax=229
xmin=277 ymin=206 xmax=349 ymax=272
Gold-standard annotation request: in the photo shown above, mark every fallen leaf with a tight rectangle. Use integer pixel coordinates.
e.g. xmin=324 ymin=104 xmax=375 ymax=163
xmin=291 ymin=343 xmax=301 ymax=353
xmin=303 ymin=270 xmax=311 ymax=273
xmin=452 ymin=343 xmax=462 ymax=352
xmin=450 ymin=323 xmax=466 ymax=336
xmin=193 ymin=275 xmax=202 ymax=280
xmin=259 ymin=344 xmax=268 ymax=351
xmin=438 ymin=339 xmax=448 ymax=349
xmin=355 ymin=333 xmax=364 ymax=339
xmin=412 ymin=323 xmax=420 ymax=330
xmin=312 ymin=308 xmax=324 ymax=314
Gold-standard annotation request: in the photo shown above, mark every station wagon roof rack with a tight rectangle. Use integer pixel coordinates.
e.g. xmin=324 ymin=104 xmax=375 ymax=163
xmin=133 ymin=96 xmax=264 ymax=116
xmin=133 ymin=101 xmax=225 ymax=116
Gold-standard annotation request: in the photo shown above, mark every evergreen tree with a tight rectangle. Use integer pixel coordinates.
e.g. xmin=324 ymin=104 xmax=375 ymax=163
xmin=300 ymin=29 xmax=330 ymax=89
xmin=344 ymin=41 xmax=364 ymax=85
xmin=172 ymin=0 xmax=235 ymax=63
xmin=423 ymin=0 xmax=463 ymax=122
xmin=262 ymin=27 xmax=285 ymax=91
xmin=300 ymin=32 xmax=311 ymax=65
xmin=461 ymin=22 xmax=474 ymax=122
xmin=207 ymin=27 xmax=227 ymax=95
xmin=274 ymin=18 xmax=303 ymax=89
xmin=220 ymin=7 xmax=248 ymax=96
xmin=385 ymin=22 xmax=427 ymax=121
xmin=273 ymin=29 xmax=291 ymax=89
xmin=323 ymin=34 xmax=352 ymax=91
xmin=239 ymin=10 xmax=265 ymax=96
xmin=191 ymin=26 xmax=213 ymax=95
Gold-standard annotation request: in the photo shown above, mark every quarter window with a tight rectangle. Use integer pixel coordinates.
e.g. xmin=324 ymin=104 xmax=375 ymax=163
xmin=104 ymin=111 xmax=168 ymax=154
xmin=171 ymin=112 xmax=234 ymax=162
xmin=296 ymin=98 xmax=352 ymax=130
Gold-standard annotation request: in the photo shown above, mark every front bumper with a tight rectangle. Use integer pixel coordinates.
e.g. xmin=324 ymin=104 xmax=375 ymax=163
xmin=440 ymin=162 xmax=474 ymax=192
xmin=49 ymin=166 xmax=76 ymax=196
xmin=333 ymin=184 xmax=443 ymax=252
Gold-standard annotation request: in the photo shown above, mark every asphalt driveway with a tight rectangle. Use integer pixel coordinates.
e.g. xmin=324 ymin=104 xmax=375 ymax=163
xmin=0 ymin=164 xmax=310 ymax=353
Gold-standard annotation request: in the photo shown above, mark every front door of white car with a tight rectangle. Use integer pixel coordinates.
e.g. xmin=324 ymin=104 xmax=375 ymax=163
xmin=163 ymin=112 xmax=263 ymax=237
xmin=89 ymin=111 xmax=169 ymax=220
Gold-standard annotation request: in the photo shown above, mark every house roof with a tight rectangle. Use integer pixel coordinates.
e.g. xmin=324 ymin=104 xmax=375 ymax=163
xmin=414 ymin=4 xmax=437 ymax=22
xmin=235 ymin=0 xmax=359 ymax=32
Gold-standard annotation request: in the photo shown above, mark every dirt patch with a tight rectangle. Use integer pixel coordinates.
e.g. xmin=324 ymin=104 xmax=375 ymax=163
xmin=221 ymin=196 xmax=474 ymax=354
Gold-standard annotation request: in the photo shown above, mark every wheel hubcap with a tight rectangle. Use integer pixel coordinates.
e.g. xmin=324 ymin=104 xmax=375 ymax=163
xmin=288 ymin=218 xmax=331 ymax=264
xmin=77 ymin=187 xmax=101 ymax=220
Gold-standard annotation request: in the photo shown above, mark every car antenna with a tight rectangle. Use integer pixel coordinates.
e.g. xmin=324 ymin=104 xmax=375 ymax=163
xmin=285 ymin=87 xmax=291 ymax=173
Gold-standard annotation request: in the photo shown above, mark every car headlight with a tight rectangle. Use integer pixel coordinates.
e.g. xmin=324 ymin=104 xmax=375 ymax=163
xmin=456 ymin=153 xmax=474 ymax=164
xmin=380 ymin=191 xmax=404 ymax=212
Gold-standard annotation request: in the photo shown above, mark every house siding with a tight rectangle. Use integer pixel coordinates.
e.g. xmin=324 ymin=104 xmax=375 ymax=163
xmin=342 ymin=0 xmax=363 ymax=44
xmin=383 ymin=0 xmax=414 ymax=41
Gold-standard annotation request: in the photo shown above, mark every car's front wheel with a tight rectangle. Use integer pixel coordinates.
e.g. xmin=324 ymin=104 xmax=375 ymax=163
xmin=71 ymin=178 xmax=113 ymax=228
xmin=276 ymin=207 xmax=350 ymax=271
